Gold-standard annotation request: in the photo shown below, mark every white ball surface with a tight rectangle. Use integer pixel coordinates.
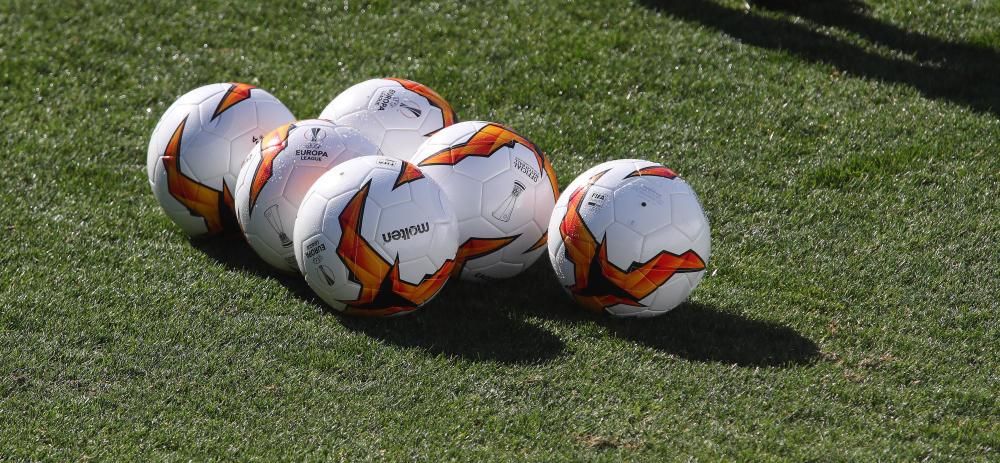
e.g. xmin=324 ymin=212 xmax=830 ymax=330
xmin=411 ymin=121 xmax=559 ymax=282
xmin=234 ymin=119 xmax=379 ymax=272
xmin=147 ymin=83 xmax=295 ymax=236
xmin=547 ymin=159 xmax=711 ymax=317
xmin=319 ymin=78 xmax=457 ymax=161
xmin=293 ymin=156 xmax=459 ymax=316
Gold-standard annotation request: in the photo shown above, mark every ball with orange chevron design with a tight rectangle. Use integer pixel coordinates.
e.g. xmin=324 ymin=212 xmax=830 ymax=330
xmin=234 ymin=119 xmax=379 ymax=272
xmin=319 ymin=78 xmax=457 ymax=161
xmin=410 ymin=121 xmax=559 ymax=282
xmin=547 ymin=159 xmax=711 ymax=318
xmin=293 ymin=156 xmax=459 ymax=317
xmin=147 ymin=83 xmax=295 ymax=237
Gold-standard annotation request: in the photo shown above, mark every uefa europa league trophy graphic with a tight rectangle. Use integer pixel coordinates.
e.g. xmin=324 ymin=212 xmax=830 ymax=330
xmin=318 ymin=265 xmax=336 ymax=286
xmin=264 ymin=204 xmax=293 ymax=247
xmin=492 ymin=181 xmax=525 ymax=223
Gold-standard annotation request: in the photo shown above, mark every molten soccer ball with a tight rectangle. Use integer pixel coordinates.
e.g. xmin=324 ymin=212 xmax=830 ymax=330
xmin=548 ymin=159 xmax=711 ymax=317
xmin=318 ymin=78 xmax=457 ymax=161
xmin=234 ymin=119 xmax=379 ymax=272
xmin=293 ymin=156 xmax=459 ymax=316
xmin=411 ymin=121 xmax=558 ymax=281
xmin=147 ymin=83 xmax=295 ymax=236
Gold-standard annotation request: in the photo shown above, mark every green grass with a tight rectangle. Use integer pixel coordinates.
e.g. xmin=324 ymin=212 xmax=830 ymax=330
xmin=2 ymin=0 xmax=998 ymax=460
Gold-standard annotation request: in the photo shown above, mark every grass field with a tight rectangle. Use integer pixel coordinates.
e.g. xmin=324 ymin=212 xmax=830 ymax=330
xmin=2 ymin=0 xmax=998 ymax=460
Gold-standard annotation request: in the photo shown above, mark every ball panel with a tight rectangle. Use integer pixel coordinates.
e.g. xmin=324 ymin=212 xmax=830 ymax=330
xmin=320 ymin=79 xmax=384 ymax=120
xmin=147 ymin=103 xmax=200 ymax=184
xmin=374 ymin=201 xmax=436 ymax=269
xmin=482 ymin=170 xmax=533 ymax=233
xmin=368 ymin=85 xmax=431 ymax=130
xmin=245 ymin=231 xmax=287 ymax=272
xmin=254 ymin=97 xmax=297 ymax=133
xmin=638 ymin=225 xmax=698 ymax=263
xmin=670 ymin=190 xmax=708 ymax=242
xmin=292 ymin=193 xmax=329 ymax=270
xmin=150 ymin=159 xmax=210 ymax=236
xmin=176 ymin=83 xmax=229 ymax=105
xmin=365 ymin=172 xmax=412 ymax=209
xmin=282 ymin=164 xmax=330 ymax=208
xmin=398 ymin=256 xmax=437 ymax=286
xmin=605 ymin=304 xmax=647 ymax=318
xmin=574 ymin=185 xmax=616 ymax=240
xmin=414 ymin=121 xmax=487 ymax=150
xmin=428 ymin=169 xmax=484 ymax=223
xmin=508 ymin=143 xmax=545 ymax=186
xmin=650 ymin=276 xmax=694 ymax=313
xmin=604 ymin=222 xmax=644 ymax=270
xmin=612 ymin=178 xmax=673 ymax=236
xmin=335 ymin=111 xmax=388 ymax=147
xmin=201 ymin=94 xmax=258 ymax=138
xmin=298 ymin=232 xmax=347 ymax=309
xmin=417 ymin=106 xmax=445 ymax=134
xmin=324 ymin=188 xmax=376 ymax=242
xmin=452 ymin=147 xmax=510 ymax=181
xmin=380 ymin=129 xmax=428 ymax=160
xmin=503 ymin=220 xmax=544 ymax=259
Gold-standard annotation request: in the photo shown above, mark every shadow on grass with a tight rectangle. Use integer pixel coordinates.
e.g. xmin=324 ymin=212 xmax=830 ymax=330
xmin=482 ymin=261 xmax=818 ymax=367
xmin=338 ymin=301 xmax=567 ymax=365
xmin=638 ymin=0 xmax=1000 ymax=117
xmin=603 ymin=302 xmax=820 ymax=367
xmin=370 ymin=257 xmax=819 ymax=367
xmin=191 ymin=234 xmax=320 ymax=305
xmin=194 ymin=238 xmax=816 ymax=367
xmin=192 ymin=234 xmax=566 ymax=365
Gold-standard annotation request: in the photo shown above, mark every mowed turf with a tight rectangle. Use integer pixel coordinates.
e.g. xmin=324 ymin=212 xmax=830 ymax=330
xmin=1 ymin=0 xmax=998 ymax=460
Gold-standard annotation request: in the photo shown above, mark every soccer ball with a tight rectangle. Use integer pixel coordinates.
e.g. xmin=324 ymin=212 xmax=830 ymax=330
xmin=410 ymin=121 xmax=559 ymax=281
xmin=318 ymin=78 xmax=457 ymax=161
xmin=293 ymin=156 xmax=459 ymax=317
xmin=234 ymin=119 xmax=379 ymax=272
xmin=147 ymin=83 xmax=295 ymax=236
xmin=547 ymin=159 xmax=711 ymax=317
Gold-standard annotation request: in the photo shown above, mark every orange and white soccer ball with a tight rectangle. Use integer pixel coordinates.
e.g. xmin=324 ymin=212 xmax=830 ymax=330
xmin=411 ymin=121 xmax=559 ymax=282
xmin=293 ymin=156 xmax=459 ymax=317
xmin=318 ymin=78 xmax=457 ymax=161
xmin=234 ymin=119 xmax=379 ymax=272
xmin=548 ymin=159 xmax=711 ymax=318
xmin=147 ymin=83 xmax=295 ymax=236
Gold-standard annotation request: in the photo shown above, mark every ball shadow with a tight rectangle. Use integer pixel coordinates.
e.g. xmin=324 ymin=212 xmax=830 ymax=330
xmin=193 ymin=237 xmax=815 ymax=367
xmin=602 ymin=302 xmax=820 ymax=367
xmin=190 ymin=234 xmax=321 ymax=305
xmin=192 ymin=234 xmax=566 ymax=365
xmin=337 ymin=296 xmax=567 ymax=365
xmin=506 ymin=257 xmax=819 ymax=367
xmin=338 ymin=261 xmax=572 ymax=365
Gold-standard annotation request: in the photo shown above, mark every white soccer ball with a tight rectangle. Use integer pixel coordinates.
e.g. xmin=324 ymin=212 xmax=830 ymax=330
xmin=318 ymin=78 xmax=457 ymax=161
xmin=293 ymin=156 xmax=459 ymax=317
xmin=147 ymin=83 xmax=295 ymax=236
xmin=234 ymin=119 xmax=379 ymax=272
xmin=411 ymin=121 xmax=559 ymax=282
xmin=547 ymin=159 xmax=711 ymax=318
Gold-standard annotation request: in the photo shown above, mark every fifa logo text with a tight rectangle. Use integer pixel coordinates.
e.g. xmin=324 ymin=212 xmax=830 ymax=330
xmin=382 ymin=223 xmax=430 ymax=243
